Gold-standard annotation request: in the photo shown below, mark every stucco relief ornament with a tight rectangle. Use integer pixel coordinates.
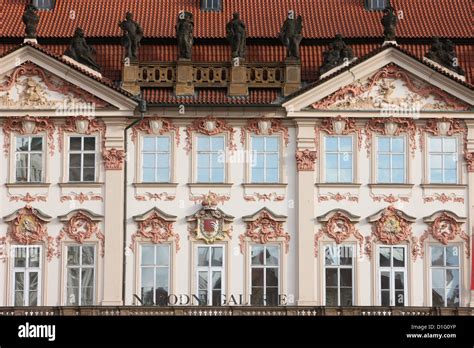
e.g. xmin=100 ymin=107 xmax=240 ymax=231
xmin=295 ymin=149 xmax=316 ymax=171
xmin=240 ymin=118 xmax=289 ymax=146
xmin=131 ymin=117 xmax=180 ymax=144
xmin=102 ymin=148 xmax=126 ymax=170
xmin=57 ymin=210 xmax=105 ymax=257
xmin=131 ymin=208 xmax=179 ymax=252
xmin=240 ymin=208 xmax=290 ymax=253
xmin=420 ymin=118 xmax=466 ymax=151
xmin=3 ymin=205 xmax=54 ymax=261
xmin=58 ymin=116 xmax=106 ymax=151
xmin=187 ymin=193 xmax=234 ymax=244
xmin=420 ymin=211 xmax=469 ymax=258
xmin=366 ymin=206 xmax=417 ymax=259
xmin=185 ymin=116 xmax=236 ymax=154
xmin=3 ymin=115 xmax=55 ymax=156
xmin=315 ymin=210 xmax=363 ymax=256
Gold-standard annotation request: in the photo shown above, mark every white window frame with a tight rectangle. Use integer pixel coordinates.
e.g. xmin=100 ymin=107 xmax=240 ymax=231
xmin=201 ymin=0 xmax=221 ymax=11
xmin=377 ymin=245 xmax=408 ymax=306
xmin=11 ymin=245 xmax=42 ymax=306
xmin=65 ymin=244 xmax=96 ymax=306
xmin=323 ymin=244 xmax=354 ymax=306
xmin=376 ymin=135 xmax=407 ymax=184
xmin=139 ymin=244 xmax=171 ymax=306
xmin=323 ymin=135 xmax=354 ymax=183
xmin=15 ymin=135 xmax=44 ymax=183
xmin=427 ymin=136 xmax=459 ymax=184
xmin=250 ymin=244 xmax=281 ymax=306
xmin=250 ymin=135 xmax=280 ymax=184
xmin=367 ymin=0 xmax=386 ymax=10
xmin=195 ymin=245 xmax=225 ymax=306
xmin=68 ymin=135 xmax=97 ymax=182
xmin=195 ymin=134 xmax=226 ymax=183
xmin=429 ymin=244 xmax=461 ymax=307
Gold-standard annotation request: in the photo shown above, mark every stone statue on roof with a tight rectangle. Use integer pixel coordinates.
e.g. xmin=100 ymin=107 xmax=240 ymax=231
xmin=119 ymin=12 xmax=143 ymax=60
xmin=226 ymin=12 xmax=246 ymax=59
xmin=319 ymin=34 xmax=354 ymax=75
xmin=64 ymin=28 xmax=101 ymax=72
xmin=426 ymin=37 xmax=465 ymax=75
xmin=22 ymin=4 xmax=39 ymax=39
xmin=381 ymin=4 xmax=397 ymax=41
xmin=176 ymin=12 xmax=194 ymax=60
xmin=279 ymin=12 xmax=303 ymax=60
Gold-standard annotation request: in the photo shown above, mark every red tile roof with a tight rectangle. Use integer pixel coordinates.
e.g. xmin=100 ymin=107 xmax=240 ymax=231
xmin=1 ymin=0 xmax=472 ymax=39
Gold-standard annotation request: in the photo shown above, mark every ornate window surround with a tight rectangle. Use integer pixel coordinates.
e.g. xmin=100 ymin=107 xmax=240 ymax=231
xmin=56 ymin=209 xmax=104 ymax=306
xmin=240 ymin=207 xmax=289 ymax=306
xmin=131 ymin=117 xmax=180 ymax=185
xmin=316 ymin=116 xmax=361 ymax=185
xmin=240 ymin=118 xmax=289 ymax=185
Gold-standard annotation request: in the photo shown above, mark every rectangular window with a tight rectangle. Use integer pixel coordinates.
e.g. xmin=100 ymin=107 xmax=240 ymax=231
xmin=12 ymin=246 xmax=41 ymax=306
xmin=251 ymin=136 xmax=279 ymax=183
xmin=33 ymin=0 xmax=54 ymax=10
xmin=429 ymin=137 xmax=458 ymax=184
xmin=201 ymin=0 xmax=221 ymax=11
xmin=196 ymin=135 xmax=225 ymax=183
xmin=250 ymin=245 xmax=280 ymax=306
xmin=66 ymin=245 xmax=95 ymax=306
xmin=15 ymin=136 xmax=43 ymax=183
xmin=430 ymin=245 xmax=460 ymax=307
xmin=377 ymin=136 xmax=405 ymax=183
xmin=325 ymin=136 xmax=353 ymax=183
xmin=140 ymin=244 xmax=170 ymax=306
xmin=324 ymin=244 xmax=353 ymax=306
xmin=378 ymin=246 xmax=407 ymax=306
xmin=196 ymin=245 xmax=224 ymax=306
xmin=69 ymin=136 xmax=96 ymax=182
xmin=365 ymin=0 xmax=386 ymax=10
xmin=142 ymin=136 xmax=171 ymax=183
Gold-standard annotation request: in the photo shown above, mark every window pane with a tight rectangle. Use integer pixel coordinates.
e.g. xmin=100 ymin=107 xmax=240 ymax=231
xmin=392 ymin=169 xmax=405 ymax=183
xmin=393 ymin=247 xmax=405 ymax=267
xmin=29 ymin=247 xmax=40 ymax=267
xmin=156 ymin=268 xmax=169 ymax=289
xmin=378 ymin=137 xmax=390 ymax=152
xmin=340 ymin=269 xmax=352 ymax=287
xmin=266 ymin=137 xmax=279 ymax=152
xmin=325 ymin=268 xmax=337 ymax=287
xmin=266 ymin=268 xmax=278 ymax=287
xmin=67 ymin=246 xmax=80 ymax=265
xmin=395 ymin=290 xmax=405 ymax=306
xmin=339 ymin=137 xmax=352 ymax=151
xmin=198 ymin=271 xmax=208 ymax=290
xmin=443 ymin=138 xmax=456 ymax=152
xmin=431 ymin=247 xmax=444 ymax=266
xmin=446 ymin=287 xmax=459 ymax=307
xmin=444 ymin=169 xmax=457 ymax=184
xmin=252 ymin=137 xmax=264 ymax=151
xmin=211 ymin=247 xmax=223 ymax=267
xmin=142 ymin=168 xmax=155 ymax=182
xmin=266 ymin=153 xmax=279 ymax=169
xmin=340 ymin=246 xmax=353 ymax=266
xmin=81 ymin=268 xmax=94 ymax=288
xmin=81 ymin=287 xmax=93 ymax=305
xmin=430 ymin=155 xmax=442 ymax=169
xmin=266 ymin=168 xmax=279 ymax=183
xmin=198 ymin=247 xmax=209 ymax=266
xmin=340 ymin=288 xmax=352 ymax=306
xmin=251 ymin=268 xmax=263 ymax=287
xmin=16 ymin=137 xmax=29 ymax=151
xmin=430 ymin=169 xmax=442 ymax=183
xmin=324 ymin=246 xmax=337 ymax=266
xmin=212 ymin=271 xmax=221 ymax=290
xmin=446 ymin=246 xmax=459 ymax=266
xmin=70 ymin=137 xmax=82 ymax=151
xmin=251 ymin=287 xmax=264 ymax=305
xmin=83 ymin=168 xmax=95 ymax=182
xmin=251 ymin=246 xmax=264 ymax=265
xmin=14 ymin=247 xmax=26 ymax=267
xmin=339 ymin=154 xmax=352 ymax=169
xmin=266 ymin=246 xmax=279 ymax=266
xmin=157 ymin=154 xmax=169 ymax=168
xmin=30 ymin=153 xmax=42 ymax=181
xmin=432 ymin=288 xmax=445 ymax=306
xmin=30 ymin=137 xmax=43 ymax=151
xmin=392 ymin=154 xmax=404 ymax=169
xmin=266 ymin=288 xmax=278 ymax=306
xmin=325 ymin=137 xmax=337 ymax=152
xmin=197 ymin=136 xmax=210 ymax=151
xmin=391 ymin=137 xmax=404 ymax=152
xmin=141 ymin=268 xmax=154 ymax=288
xmin=381 ymin=290 xmax=390 ymax=306
xmin=156 ymin=137 xmax=170 ymax=152
xmin=67 ymin=286 xmax=79 ymax=305
xmin=15 ymin=272 xmax=24 ymax=291
xmin=197 ymin=168 xmax=209 ymax=183
xmin=432 ymin=269 xmax=445 ymax=288
xmin=394 ymin=271 xmax=404 ymax=289
xmin=380 ymin=271 xmax=390 ymax=290
xmin=211 ymin=168 xmax=224 ymax=182
xmin=143 ymin=137 xmax=156 ymax=152
xmin=326 ymin=154 xmax=338 ymax=169
xmin=379 ymin=247 xmax=391 ymax=267
xmin=155 ymin=245 xmax=170 ymax=266
xmin=69 ymin=153 xmax=81 ymax=168
xmin=83 ymin=137 xmax=96 ymax=151
xmin=211 ymin=136 xmax=224 ymax=150
xmin=143 ymin=154 xmax=155 ymax=168
xmin=67 ymin=267 xmax=79 ymax=288
xmin=446 ymin=269 xmax=459 ymax=289
xmin=430 ymin=137 xmax=442 ymax=152
xmin=156 ymin=168 xmax=170 ymax=182
xmin=197 ymin=153 xmax=209 ymax=168
xmin=141 ymin=246 xmax=155 ymax=265
xmin=377 ymin=169 xmax=390 ymax=183
xmin=325 ymin=169 xmax=338 ymax=182
xmin=325 ymin=287 xmax=337 ymax=306
xmin=82 ymin=246 xmax=95 ymax=265
xmin=83 ymin=153 xmax=95 ymax=167
xmin=16 ymin=166 xmax=27 ymax=182
xmin=339 ymin=169 xmax=352 ymax=183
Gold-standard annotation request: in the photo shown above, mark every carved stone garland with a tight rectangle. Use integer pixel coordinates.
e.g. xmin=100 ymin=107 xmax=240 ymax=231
xmin=58 ymin=116 xmax=106 ymax=151
xmin=364 ymin=117 xmax=417 ymax=157
xmin=0 ymin=62 xmax=108 ymax=107
xmin=240 ymin=118 xmax=289 ymax=146
xmin=102 ymin=148 xmax=126 ymax=170
xmin=366 ymin=206 xmax=418 ymax=260
xmin=56 ymin=211 xmax=105 ymax=257
xmin=130 ymin=211 xmax=180 ymax=252
xmin=314 ymin=211 xmax=363 ymax=257
xmin=3 ymin=205 xmax=55 ymax=261
xmin=311 ymin=64 xmax=470 ymax=111
xmin=419 ymin=212 xmax=469 ymax=258
xmin=3 ymin=115 xmax=55 ymax=156
xmin=131 ymin=117 xmax=180 ymax=145
xmin=316 ymin=116 xmax=363 ymax=151
xmin=295 ymin=149 xmax=317 ymax=171
xmin=239 ymin=210 xmax=290 ymax=253
xmin=184 ymin=116 xmax=236 ymax=154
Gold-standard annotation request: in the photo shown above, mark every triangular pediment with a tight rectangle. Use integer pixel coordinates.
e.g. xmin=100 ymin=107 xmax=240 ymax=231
xmin=284 ymin=47 xmax=473 ymax=113
xmin=0 ymin=44 xmax=137 ymax=111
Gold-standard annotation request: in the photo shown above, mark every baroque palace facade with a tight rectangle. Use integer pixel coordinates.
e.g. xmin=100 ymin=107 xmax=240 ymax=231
xmin=0 ymin=0 xmax=473 ymax=315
